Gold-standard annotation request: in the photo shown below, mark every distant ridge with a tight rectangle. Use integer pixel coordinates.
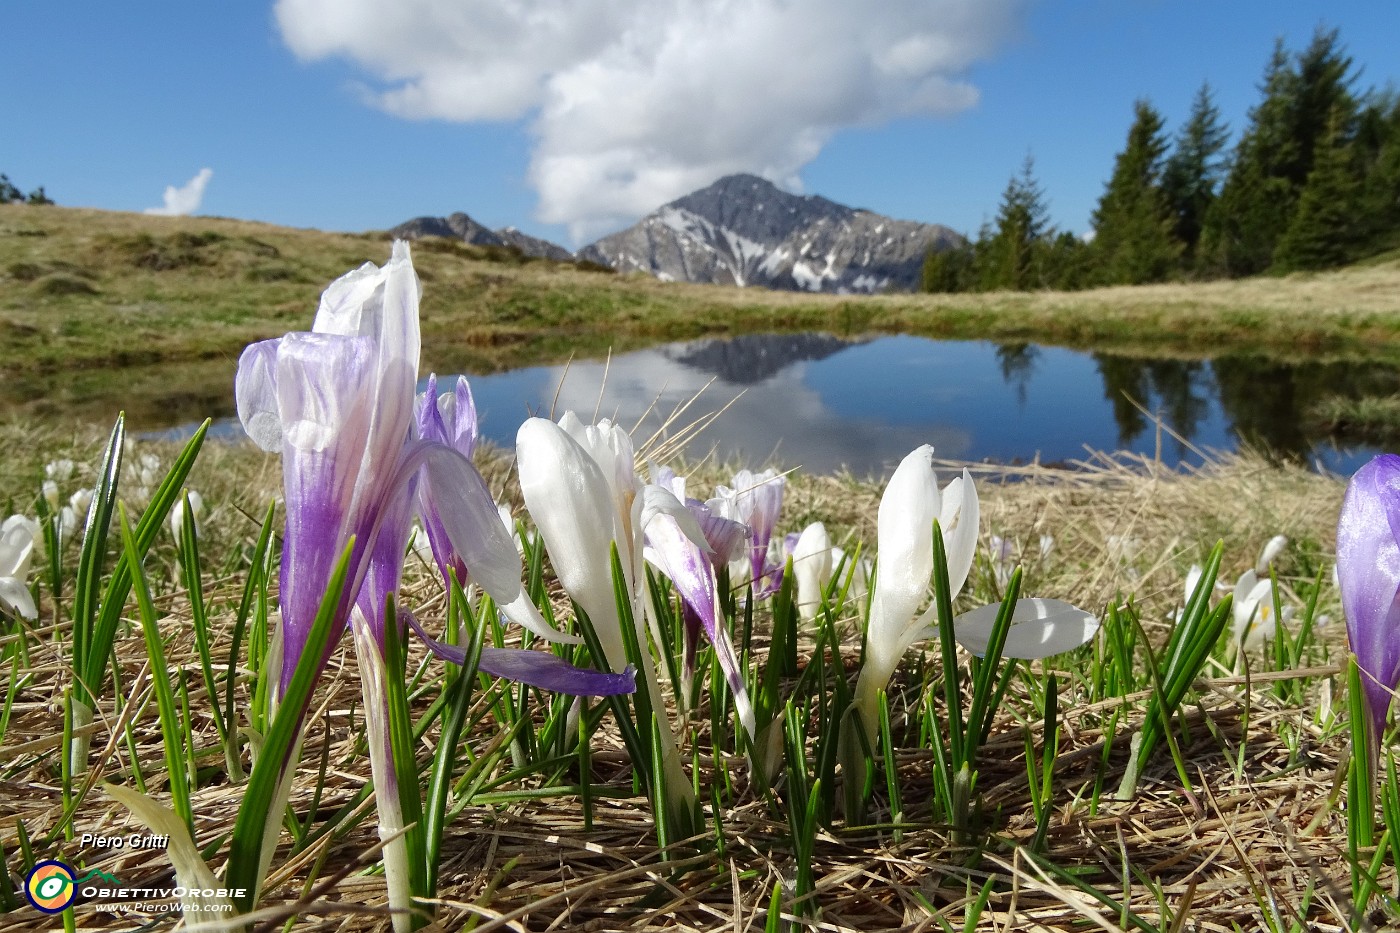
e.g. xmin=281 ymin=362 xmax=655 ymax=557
xmin=389 ymin=212 xmax=574 ymax=262
xmin=576 ymin=174 xmax=962 ymax=293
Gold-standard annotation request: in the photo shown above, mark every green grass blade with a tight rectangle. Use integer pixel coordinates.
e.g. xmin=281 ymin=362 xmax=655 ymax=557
xmin=119 ymin=505 xmax=195 ymax=839
xmin=226 ymin=535 xmax=354 ymax=912
xmin=71 ymin=415 xmax=125 ymax=709
xmin=81 ymin=420 xmax=209 ymax=707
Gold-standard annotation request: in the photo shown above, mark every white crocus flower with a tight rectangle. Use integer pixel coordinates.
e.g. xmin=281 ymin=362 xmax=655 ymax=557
xmin=1231 ymin=569 xmax=1291 ymax=651
xmin=853 ymin=446 xmax=979 ymax=737
xmin=516 ymin=416 xmax=693 ymax=815
xmin=1255 ymin=535 xmax=1287 ymax=575
xmin=45 ymin=458 xmax=75 ymax=482
xmin=0 ymin=515 xmax=39 ymax=620
xmin=169 ymin=490 xmax=205 ymax=549
xmin=792 ymin=522 xmax=834 ymax=623
xmin=61 ymin=488 xmax=94 ymax=538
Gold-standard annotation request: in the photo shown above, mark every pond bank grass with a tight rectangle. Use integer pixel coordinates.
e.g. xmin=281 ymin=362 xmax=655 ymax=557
xmin=5 ymin=204 xmax=1400 ymax=392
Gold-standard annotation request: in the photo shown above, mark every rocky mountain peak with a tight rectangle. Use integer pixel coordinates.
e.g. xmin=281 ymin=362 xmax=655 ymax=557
xmin=578 ymin=173 xmax=960 ymax=293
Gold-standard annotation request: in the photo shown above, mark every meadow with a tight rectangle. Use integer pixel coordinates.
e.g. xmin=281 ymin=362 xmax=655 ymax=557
xmin=1 ymin=205 xmax=1397 ymax=931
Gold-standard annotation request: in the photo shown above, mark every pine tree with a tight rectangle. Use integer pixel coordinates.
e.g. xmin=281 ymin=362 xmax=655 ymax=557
xmin=1162 ymin=83 xmax=1229 ymax=268
xmin=1203 ymin=29 xmax=1358 ymax=276
xmin=1354 ymin=92 xmax=1400 ymax=256
xmin=1089 ymin=100 xmax=1181 ymax=284
xmin=980 ymin=156 xmax=1052 ymax=291
xmin=1275 ymin=111 xmax=1364 ymax=270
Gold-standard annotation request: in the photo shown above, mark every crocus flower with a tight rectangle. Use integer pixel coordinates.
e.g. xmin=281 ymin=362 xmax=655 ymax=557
xmin=1337 ymin=454 xmax=1400 ymax=745
xmin=234 ymin=244 xmax=623 ymax=920
xmin=853 ymin=446 xmax=979 ymax=737
xmin=517 ymin=415 xmax=694 ymax=814
xmin=0 ymin=515 xmax=39 ymax=620
xmin=791 ymin=521 xmax=834 ymax=623
xmin=1180 ymin=536 xmax=1290 ymax=651
xmin=716 ymin=468 xmax=786 ymax=596
xmin=641 ymin=484 xmax=756 ymax=738
xmin=1230 ymin=570 xmax=1290 ymax=652
xmin=648 ymin=466 xmax=752 ymax=699
xmin=170 ymin=490 xmax=204 ymax=549
xmin=45 ymin=458 xmax=75 ymax=482
xmin=62 ymin=488 xmax=93 ymax=538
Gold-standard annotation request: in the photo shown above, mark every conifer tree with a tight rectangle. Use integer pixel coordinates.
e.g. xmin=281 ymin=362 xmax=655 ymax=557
xmin=1203 ymin=29 xmax=1358 ymax=276
xmin=1089 ymin=100 xmax=1181 ymax=284
xmin=980 ymin=155 xmax=1052 ymax=291
xmin=1162 ymin=83 xmax=1229 ymax=267
xmin=1354 ymin=92 xmax=1400 ymax=255
xmin=1275 ymin=111 xmax=1364 ymax=270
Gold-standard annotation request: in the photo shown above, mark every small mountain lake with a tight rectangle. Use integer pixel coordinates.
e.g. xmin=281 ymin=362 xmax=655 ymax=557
xmin=17 ymin=332 xmax=1396 ymax=477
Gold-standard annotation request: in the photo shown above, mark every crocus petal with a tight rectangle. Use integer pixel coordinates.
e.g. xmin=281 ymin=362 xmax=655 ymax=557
xmin=863 ymin=446 xmax=943 ymax=681
xmin=1337 ymin=454 xmax=1400 ymax=740
xmin=1232 ymin=575 xmax=1274 ymax=648
xmin=274 ymin=332 xmax=378 ymax=690
xmin=406 ymin=612 xmax=634 ymax=696
xmin=0 ymin=577 xmax=36 ymax=620
xmin=953 ymin=598 xmax=1100 ymax=659
xmin=939 ymin=470 xmax=980 ymax=600
xmin=234 ymin=338 xmax=284 ymax=452
xmin=170 ymin=490 xmax=204 ymax=549
xmin=1183 ymin=564 xmax=1204 ymax=606
xmin=479 ymin=648 xmax=637 ymax=696
xmin=415 ymin=375 xmax=472 ymax=587
xmin=691 ymin=500 xmax=750 ymax=564
xmin=410 ymin=440 xmax=576 ymax=643
xmin=731 ymin=468 xmax=785 ymax=593
xmin=0 ymin=517 xmax=37 ymax=580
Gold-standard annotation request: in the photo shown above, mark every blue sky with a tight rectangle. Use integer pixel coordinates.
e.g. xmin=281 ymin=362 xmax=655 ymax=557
xmin=5 ymin=1 xmax=1398 ymax=248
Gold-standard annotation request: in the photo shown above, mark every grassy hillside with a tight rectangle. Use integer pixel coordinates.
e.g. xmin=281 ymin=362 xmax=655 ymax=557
xmin=5 ymin=202 xmax=1400 ymax=390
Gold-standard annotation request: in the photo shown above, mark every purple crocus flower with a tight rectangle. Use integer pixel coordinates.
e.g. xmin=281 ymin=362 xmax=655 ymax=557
xmin=235 ymin=243 xmax=633 ymax=927
xmin=716 ymin=468 xmax=786 ymax=597
xmin=642 ymin=485 xmax=756 ymax=739
xmin=236 ymin=246 xmax=597 ymax=696
xmin=1337 ymin=453 xmax=1400 ymax=746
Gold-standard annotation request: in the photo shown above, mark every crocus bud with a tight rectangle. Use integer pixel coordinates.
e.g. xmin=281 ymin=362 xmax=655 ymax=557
xmin=1337 ymin=454 xmax=1400 ymax=744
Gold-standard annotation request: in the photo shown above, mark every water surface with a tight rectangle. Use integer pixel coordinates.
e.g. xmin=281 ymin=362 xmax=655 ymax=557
xmin=28 ymin=332 xmax=1394 ymax=477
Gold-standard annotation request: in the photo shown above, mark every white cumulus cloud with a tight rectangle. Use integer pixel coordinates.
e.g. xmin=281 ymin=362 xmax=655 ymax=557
xmin=275 ymin=0 xmax=1024 ymax=241
xmin=145 ymin=168 xmax=214 ymax=217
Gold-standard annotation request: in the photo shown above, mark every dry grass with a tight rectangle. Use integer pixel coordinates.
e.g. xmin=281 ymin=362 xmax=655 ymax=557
xmin=0 ymin=421 xmax=1371 ymax=931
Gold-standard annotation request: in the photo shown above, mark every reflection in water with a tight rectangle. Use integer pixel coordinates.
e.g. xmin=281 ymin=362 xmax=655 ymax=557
xmin=16 ymin=333 xmax=1396 ymax=477
xmin=995 ymin=343 xmax=1039 ymax=406
xmin=456 ymin=335 xmax=1391 ymax=476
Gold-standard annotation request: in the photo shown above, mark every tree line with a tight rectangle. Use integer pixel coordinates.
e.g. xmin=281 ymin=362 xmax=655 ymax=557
xmin=0 ymin=173 xmax=52 ymax=206
xmin=924 ymin=27 xmax=1400 ymax=293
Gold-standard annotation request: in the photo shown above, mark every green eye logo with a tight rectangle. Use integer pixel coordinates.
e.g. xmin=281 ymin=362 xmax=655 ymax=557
xmin=25 ymin=861 xmax=76 ymax=914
